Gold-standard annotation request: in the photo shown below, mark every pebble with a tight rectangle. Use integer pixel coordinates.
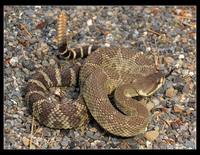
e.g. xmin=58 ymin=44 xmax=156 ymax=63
xmin=144 ymin=131 xmax=159 ymax=141
xmin=174 ymin=104 xmax=184 ymax=113
xmin=182 ymin=83 xmax=189 ymax=94
xmin=146 ymin=140 xmax=152 ymax=149
xmin=87 ymin=19 xmax=93 ymax=26
xmin=166 ymin=87 xmax=177 ymax=97
xmin=42 ymin=60 xmax=49 ymax=67
xmin=178 ymin=54 xmax=185 ymax=59
xmin=146 ymin=102 xmax=155 ymax=111
xmin=164 ymin=57 xmax=174 ymax=64
xmin=22 ymin=137 xmax=29 ymax=146
xmin=49 ymin=59 xmax=56 ymax=66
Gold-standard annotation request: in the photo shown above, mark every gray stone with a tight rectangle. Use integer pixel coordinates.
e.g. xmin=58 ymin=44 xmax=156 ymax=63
xmin=8 ymin=137 xmax=15 ymax=143
xmin=24 ymin=10 xmax=35 ymax=16
xmin=45 ymin=16 xmax=54 ymax=25
xmin=112 ymin=137 xmax=122 ymax=145
xmin=60 ymin=137 xmax=70 ymax=146
xmin=42 ymin=143 xmax=48 ymax=149
xmin=166 ymin=80 xmax=173 ymax=88
xmin=4 ymin=68 xmax=12 ymax=75
xmin=49 ymin=59 xmax=56 ymax=66
xmin=68 ymin=140 xmax=77 ymax=148
xmin=182 ymin=83 xmax=189 ymax=94
xmin=159 ymin=142 xmax=167 ymax=149
xmin=51 ymin=145 xmax=61 ymax=149
xmin=4 ymin=100 xmax=13 ymax=107
xmin=86 ymin=131 xmax=93 ymax=137
xmin=184 ymin=139 xmax=195 ymax=148
xmin=43 ymin=127 xmax=51 ymax=137
xmin=96 ymin=141 xmax=105 ymax=148
xmin=107 ymin=11 xmax=113 ymax=16
xmin=125 ymin=137 xmax=137 ymax=146
xmin=42 ymin=60 xmax=49 ymax=67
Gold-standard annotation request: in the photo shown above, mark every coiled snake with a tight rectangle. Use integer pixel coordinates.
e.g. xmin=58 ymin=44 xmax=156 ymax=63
xmin=24 ymin=12 xmax=165 ymax=137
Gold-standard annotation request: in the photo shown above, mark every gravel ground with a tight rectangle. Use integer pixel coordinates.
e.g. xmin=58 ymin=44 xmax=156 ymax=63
xmin=4 ymin=6 xmax=196 ymax=149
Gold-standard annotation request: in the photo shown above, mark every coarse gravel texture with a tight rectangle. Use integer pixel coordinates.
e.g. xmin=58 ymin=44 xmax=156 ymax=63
xmin=4 ymin=6 xmax=196 ymax=149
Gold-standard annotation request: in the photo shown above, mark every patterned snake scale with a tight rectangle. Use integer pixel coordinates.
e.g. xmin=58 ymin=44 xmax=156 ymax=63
xmin=24 ymin=12 xmax=165 ymax=137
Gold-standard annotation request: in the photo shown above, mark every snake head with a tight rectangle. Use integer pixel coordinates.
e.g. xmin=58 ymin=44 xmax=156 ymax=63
xmin=137 ymin=72 xmax=165 ymax=96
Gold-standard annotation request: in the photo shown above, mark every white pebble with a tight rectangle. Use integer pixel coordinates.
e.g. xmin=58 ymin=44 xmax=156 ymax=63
xmin=175 ymin=63 xmax=180 ymax=68
xmin=174 ymin=35 xmax=181 ymax=42
xmin=146 ymin=47 xmax=151 ymax=52
xmin=189 ymin=71 xmax=194 ymax=76
xmin=179 ymin=54 xmax=185 ymax=59
xmin=9 ymin=57 xmax=18 ymax=64
xmin=87 ymin=19 xmax=93 ymax=26
xmin=105 ymin=43 xmax=110 ymax=47
xmin=143 ymin=31 xmax=148 ymax=36
xmin=54 ymin=88 xmax=61 ymax=96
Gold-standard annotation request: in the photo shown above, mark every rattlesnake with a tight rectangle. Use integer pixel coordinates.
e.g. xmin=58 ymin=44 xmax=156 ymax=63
xmin=24 ymin=12 xmax=165 ymax=137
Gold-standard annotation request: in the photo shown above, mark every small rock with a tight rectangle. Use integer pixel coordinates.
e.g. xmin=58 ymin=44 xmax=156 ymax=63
xmin=51 ymin=145 xmax=61 ymax=149
xmin=174 ymin=104 xmax=184 ymax=113
xmin=4 ymin=100 xmax=13 ymax=107
xmin=184 ymin=139 xmax=195 ymax=148
xmin=120 ymin=143 xmax=127 ymax=149
xmin=45 ymin=16 xmax=54 ymax=25
xmin=24 ymin=10 xmax=35 ymax=16
xmin=112 ymin=137 xmax=121 ymax=145
xmin=144 ymin=131 xmax=159 ymax=141
xmin=134 ymin=6 xmax=143 ymax=11
xmin=26 ymin=61 xmax=35 ymax=71
xmin=166 ymin=87 xmax=176 ymax=97
xmin=164 ymin=57 xmax=174 ymax=64
xmin=36 ymin=50 xmax=42 ymax=59
xmin=68 ymin=140 xmax=77 ymax=148
xmin=4 ymin=68 xmax=12 ymax=75
xmin=107 ymin=11 xmax=113 ymax=16
xmin=174 ymin=35 xmax=181 ymax=42
xmin=42 ymin=144 xmax=48 ymax=149
xmin=124 ymin=137 xmax=137 ymax=146
xmin=42 ymin=60 xmax=49 ymax=67
xmin=96 ymin=141 xmax=105 ymax=148
xmin=188 ymin=98 xmax=196 ymax=103
xmin=179 ymin=54 xmax=185 ymax=59
xmin=22 ymin=137 xmax=29 ymax=146
xmin=151 ymin=97 xmax=160 ymax=106
xmin=182 ymin=69 xmax=189 ymax=78
xmin=43 ymin=127 xmax=51 ymax=137
xmin=146 ymin=102 xmax=155 ymax=111
xmin=36 ymin=137 xmax=43 ymax=142
xmin=181 ymin=38 xmax=187 ymax=43
xmin=144 ymin=8 xmax=151 ymax=13
xmin=9 ymin=57 xmax=18 ymax=66
xmin=60 ymin=137 xmax=69 ymax=146
xmin=89 ymin=127 xmax=98 ymax=133
xmin=105 ymin=43 xmax=110 ymax=47
xmin=41 ymin=42 xmax=48 ymax=48
xmin=137 ymin=138 xmax=145 ymax=145
xmin=182 ymin=83 xmax=189 ymax=94
xmin=146 ymin=140 xmax=153 ymax=149
xmin=87 ymin=19 xmax=93 ymax=26
xmin=153 ymin=142 xmax=160 ymax=149
xmin=86 ymin=131 xmax=93 ymax=137
xmin=8 ymin=137 xmax=15 ymax=143
xmin=159 ymin=142 xmax=167 ymax=149
xmin=49 ymin=59 xmax=56 ymax=66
